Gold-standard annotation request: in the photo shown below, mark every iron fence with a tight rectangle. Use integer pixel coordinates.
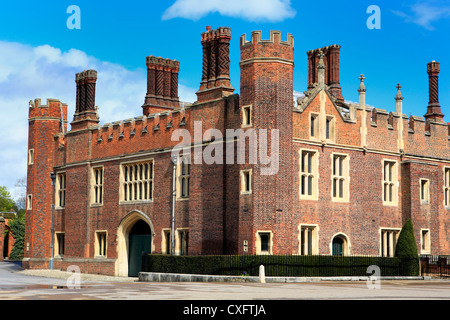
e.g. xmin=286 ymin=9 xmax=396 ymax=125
xmin=420 ymin=255 xmax=450 ymax=277
xmin=142 ymin=254 xmax=420 ymax=277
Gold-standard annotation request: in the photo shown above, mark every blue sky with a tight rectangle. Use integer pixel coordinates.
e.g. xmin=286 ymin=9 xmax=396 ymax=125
xmin=0 ymin=0 xmax=449 ymax=197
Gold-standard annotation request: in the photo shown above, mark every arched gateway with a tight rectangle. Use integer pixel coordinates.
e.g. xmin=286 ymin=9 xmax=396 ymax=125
xmin=116 ymin=211 xmax=155 ymax=277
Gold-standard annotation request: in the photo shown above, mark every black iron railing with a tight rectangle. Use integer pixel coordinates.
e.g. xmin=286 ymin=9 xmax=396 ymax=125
xmin=420 ymin=255 xmax=450 ymax=277
xmin=141 ymin=254 xmax=420 ymax=277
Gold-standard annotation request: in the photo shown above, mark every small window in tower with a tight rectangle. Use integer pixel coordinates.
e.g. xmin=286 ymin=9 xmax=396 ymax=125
xmin=242 ymin=105 xmax=252 ymax=127
xmin=258 ymin=232 xmax=272 ymax=254
xmin=27 ymin=194 xmax=32 ymax=210
xmin=55 ymin=232 xmax=65 ymax=257
xmin=28 ymin=149 xmax=34 ymax=165
xmin=420 ymin=179 xmax=430 ymax=204
xmin=421 ymin=229 xmax=430 ymax=253
xmin=56 ymin=173 xmax=66 ymax=208
xmin=241 ymin=169 xmax=252 ymax=194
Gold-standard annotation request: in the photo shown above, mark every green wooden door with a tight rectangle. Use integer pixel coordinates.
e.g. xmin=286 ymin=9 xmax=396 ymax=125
xmin=128 ymin=234 xmax=152 ymax=277
xmin=332 ymin=238 xmax=343 ymax=256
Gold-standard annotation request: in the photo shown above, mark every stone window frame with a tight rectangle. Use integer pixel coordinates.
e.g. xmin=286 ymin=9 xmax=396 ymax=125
xmin=330 ymin=232 xmax=351 ymax=256
xmin=382 ymin=159 xmax=399 ymax=206
xmin=119 ymin=158 xmax=155 ymax=204
xmin=299 ymin=149 xmax=319 ymax=200
xmin=420 ymin=228 xmax=431 ymax=254
xmin=310 ymin=112 xmax=319 ymax=139
xmin=255 ymin=230 xmax=273 ymax=255
xmin=420 ymin=178 xmax=430 ymax=204
xmin=444 ymin=167 xmax=450 ymax=208
xmin=94 ymin=230 xmax=108 ymax=258
xmin=325 ymin=115 xmax=335 ymax=141
xmin=298 ymin=224 xmax=319 ymax=255
xmin=380 ymin=228 xmax=400 ymax=257
xmin=241 ymin=104 xmax=253 ymax=128
xmin=331 ymin=153 xmax=350 ymax=202
xmin=55 ymin=172 xmax=66 ymax=209
xmin=161 ymin=228 xmax=172 ymax=255
xmin=28 ymin=149 xmax=34 ymax=165
xmin=91 ymin=166 xmax=104 ymax=206
xmin=175 ymin=228 xmax=189 ymax=256
xmin=240 ymin=169 xmax=252 ymax=195
xmin=27 ymin=194 xmax=32 ymax=210
xmin=54 ymin=232 xmax=65 ymax=257
xmin=176 ymin=154 xmax=190 ymax=201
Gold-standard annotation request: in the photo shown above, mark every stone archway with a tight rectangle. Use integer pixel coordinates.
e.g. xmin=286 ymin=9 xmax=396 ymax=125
xmin=116 ymin=210 xmax=155 ymax=277
xmin=331 ymin=233 xmax=351 ymax=256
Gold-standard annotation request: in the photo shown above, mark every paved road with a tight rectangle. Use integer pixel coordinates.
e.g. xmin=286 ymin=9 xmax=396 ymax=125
xmin=0 ymin=261 xmax=449 ymax=301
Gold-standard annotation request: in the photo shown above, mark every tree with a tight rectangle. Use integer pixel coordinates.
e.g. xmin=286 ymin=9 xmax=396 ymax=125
xmin=395 ymin=219 xmax=419 ymax=276
xmin=395 ymin=219 xmax=419 ymax=258
xmin=8 ymin=214 xmax=25 ymax=260
xmin=0 ymin=186 xmax=15 ymax=212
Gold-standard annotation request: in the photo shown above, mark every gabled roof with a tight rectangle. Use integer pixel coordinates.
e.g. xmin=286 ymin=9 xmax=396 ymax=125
xmin=294 ymin=83 xmax=356 ymax=123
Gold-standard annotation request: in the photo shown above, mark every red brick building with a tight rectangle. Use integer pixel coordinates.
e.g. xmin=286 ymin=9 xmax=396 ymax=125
xmin=0 ymin=212 xmax=17 ymax=261
xmin=23 ymin=27 xmax=450 ymax=276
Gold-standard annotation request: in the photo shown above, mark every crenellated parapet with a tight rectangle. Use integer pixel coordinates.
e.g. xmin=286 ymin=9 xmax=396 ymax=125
xmin=240 ymin=30 xmax=294 ymax=65
xmin=90 ymin=106 xmax=189 ymax=159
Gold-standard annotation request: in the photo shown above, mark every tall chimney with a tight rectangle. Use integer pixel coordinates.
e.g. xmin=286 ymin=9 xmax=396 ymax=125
xmin=307 ymin=44 xmax=344 ymax=102
xmin=143 ymin=56 xmax=180 ymax=116
xmin=75 ymin=70 xmax=97 ymax=114
xmin=72 ymin=70 xmax=99 ymax=130
xmin=424 ymin=61 xmax=444 ymax=122
xmin=197 ymin=26 xmax=234 ymax=102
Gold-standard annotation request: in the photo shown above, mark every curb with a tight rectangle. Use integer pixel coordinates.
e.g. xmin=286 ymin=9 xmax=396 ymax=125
xmin=138 ymin=272 xmax=429 ymax=283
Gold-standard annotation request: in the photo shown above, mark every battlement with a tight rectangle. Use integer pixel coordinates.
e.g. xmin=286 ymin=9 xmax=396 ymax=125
xmin=28 ymin=98 xmax=68 ymax=122
xmin=89 ymin=106 xmax=188 ymax=159
xmin=240 ymin=30 xmax=294 ymax=48
xmin=240 ymin=30 xmax=294 ymax=66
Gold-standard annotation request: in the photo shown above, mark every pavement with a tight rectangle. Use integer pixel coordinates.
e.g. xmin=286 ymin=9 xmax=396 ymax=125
xmin=0 ymin=261 xmax=449 ymax=301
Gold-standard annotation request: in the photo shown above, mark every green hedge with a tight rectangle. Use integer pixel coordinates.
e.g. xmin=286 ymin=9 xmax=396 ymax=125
xmin=142 ymin=254 xmax=419 ymax=277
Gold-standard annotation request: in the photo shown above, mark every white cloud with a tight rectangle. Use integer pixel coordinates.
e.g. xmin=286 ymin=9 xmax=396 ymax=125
xmin=162 ymin=0 xmax=296 ymax=22
xmin=392 ymin=1 xmax=450 ymax=30
xmin=0 ymin=40 xmax=197 ymax=198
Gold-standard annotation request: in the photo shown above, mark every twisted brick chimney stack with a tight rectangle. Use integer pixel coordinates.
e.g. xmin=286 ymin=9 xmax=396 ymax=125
xmin=307 ymin=45 xmax=344 ymax=102
xmin=424 ymin=61 xmax=444 ymax=122
xmin=72 ymin=70 xmax=99 ymax=130
xmin=197 ymin=26 xmax=234 ymax=102
xmin=143 ymin=56 xmax=180 ymax=116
